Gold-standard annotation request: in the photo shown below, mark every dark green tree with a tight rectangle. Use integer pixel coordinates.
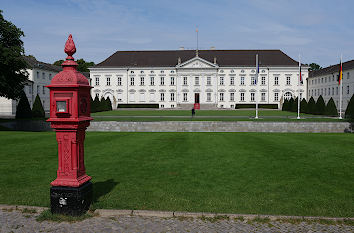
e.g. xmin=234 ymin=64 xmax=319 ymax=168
xmin=53 ymin=59 xmax=64 ymax=66
xmin=288 ymin=98 xmax=295 ymax=112
xmin=282 ymin=99 xmax=289 ymax=111
xmin=291 ymin=97 xmax=298 ymax=112
xmin=76 ymin=59 xmax=95 ymax=72
xmin=345 ymin=94 xmax=354 ymax=120
xmin=315 ymin=95 xmax=326 ymax=115
xmin=93 ymin=95 xmax=101 ymax=112
xmin=0 ymin=10 xmax=28 ymax=99
xmin=32 ymin=94 xmax=45 ymax=118
xmin=300 ymin=98 xmax=308 ymax=113
xmin=15 ymin=91 xmax=32 ymax=119
xmin=105 ymin=97 xmax=112 ymax=111
xmin=325 ymin=97 xmax=338 ymax=116
xmin=308 ymin=63 xmax=322 ymax=72
xmin=307 ymin=97 xmax=316 ymax=114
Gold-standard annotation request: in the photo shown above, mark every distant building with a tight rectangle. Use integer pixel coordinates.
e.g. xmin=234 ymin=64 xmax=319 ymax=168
xmin=308 ymin=60 xmax=354 ymax=111
xmin=89 ymin=49 xmax=308 ymax=109
xmin=0 ymin=56 xmax=61 ymax=116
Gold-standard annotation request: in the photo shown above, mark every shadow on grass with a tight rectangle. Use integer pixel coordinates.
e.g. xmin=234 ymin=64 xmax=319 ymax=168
xmin=92 ymin=179 xmax=119 ymax=203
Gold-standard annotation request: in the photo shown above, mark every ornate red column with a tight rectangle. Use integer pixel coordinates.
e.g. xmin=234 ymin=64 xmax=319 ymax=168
xmin=46 ymin=34 xmax=93 ymax=216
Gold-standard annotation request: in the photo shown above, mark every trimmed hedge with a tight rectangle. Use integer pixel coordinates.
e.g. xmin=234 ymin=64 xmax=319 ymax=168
xmin=325 ymin=97 xmax=338 ymax=116
xmin=315 ymin=95 xmax=326 ymax=115
xmin=282 ymin=99 xmax=289 ymax=111
xmin=235 ymin=104 xmax=278 ymax=109
xmin=291 ymin=97 xmax=298 ymax=112
xmin=345 ymin=94 xmax=354 ymax=120
xmin=117 ymin=104 xmax=159 ymax=108
xmin=15 ymin=91 xmax=32 ymax=119
xmin=32 ymin=94 xmax=45 ymax=118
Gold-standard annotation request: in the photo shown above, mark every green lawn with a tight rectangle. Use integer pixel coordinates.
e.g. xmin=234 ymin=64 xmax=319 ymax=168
xmin=0 ymin=131 xmax=353 ymax=217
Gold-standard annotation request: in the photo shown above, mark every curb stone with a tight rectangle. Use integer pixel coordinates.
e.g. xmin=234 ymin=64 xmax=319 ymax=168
xmin=1 ymin=204 xmax=353 ymax=223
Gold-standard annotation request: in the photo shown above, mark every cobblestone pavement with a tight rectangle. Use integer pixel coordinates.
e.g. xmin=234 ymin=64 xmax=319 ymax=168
xmin=1 ymin=209 xmax=353 ymax=233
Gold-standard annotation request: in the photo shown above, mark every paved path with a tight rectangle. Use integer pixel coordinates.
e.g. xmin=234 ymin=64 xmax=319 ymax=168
xmin=1 ymin=209 xmax=353 ymax=233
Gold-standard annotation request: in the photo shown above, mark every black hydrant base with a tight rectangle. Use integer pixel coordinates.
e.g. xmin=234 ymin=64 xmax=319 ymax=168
xmin=50 ymin=181 xmax=92 ymax=216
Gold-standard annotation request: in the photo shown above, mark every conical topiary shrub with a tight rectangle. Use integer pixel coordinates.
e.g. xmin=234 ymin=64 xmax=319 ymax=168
xmin=325 ymin=97 xmax=338 ymax=116
xmin=32 ymin=94 xmax=45 ymax=118
xmin=307 ymin=97 xmax=316 ymax=114
xmin=288 ymin=98 xmax=295 ymax=112
xmin=315 ymin=95 xmax=326 ymax=115
xmin=345 ymin=94 xmax=354 ymax=120
xmin=282 ymin=99 xmax=288 ymax=111
xmin=300 ymin=98 xmax=308 ymax=113
xmin=16 ymin=91 xmax=32 ymax=119
xmin=106 ymin=97 xmax=112 ymax=111
xmin=291 ymin=97 xmax=299 ymax=112
xmin=90 ymin=96 xmax=96 ymax=113
xmin=93 ymin=95 xmax=100 ymax=112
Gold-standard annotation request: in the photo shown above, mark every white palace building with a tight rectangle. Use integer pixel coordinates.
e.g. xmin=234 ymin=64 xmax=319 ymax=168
xmin=89 ymin=49 xmax=308 ymax=109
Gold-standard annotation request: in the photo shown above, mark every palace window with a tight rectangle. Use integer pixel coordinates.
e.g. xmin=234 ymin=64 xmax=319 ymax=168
xmin=325 ymin=88 xmax=327 ymax=96
xmin=230 ymin=77 xmax=234 ymax=85
xmin=347 ymin=85 xmax=350 ymax=95
xmin=130 ymin=77 xmax=134 ymax=86
xmin=261 ymin=92 xmax=265 ymax=101
xmin=230 ymin=92 xmax=235 ymax=101
xmin=251 ymin=77 xmax=255 ymax=85
xmin=286 ymin=76 xmax=291 ymax=85
xmin=332 ymin=87 xmax=334 ymax=95
xmin=220 ymin=77 xmax=224 ymax=85
xmin=240 ymin=77 xmax=245 ymax=85
xmin=261 ymin=77 xmax=266 ymax=85
xmin=170 ymin=77 xmax=175 ymax=86
xmin=37 ymin=71 xmax=39 ymax=79
xmin=251 ymin=93 xmax=255 ymax=102
xmin=49 ymin=74 xmax=52 ymax=80
xmin=170 ymin=93 xmax=175 ymax=101
xmin=150 ymin=77 xmax=154 ymax=86
xmin=117 ymin=77 xmax=122 ymax=86
xmin=195 ymin=77 xmax=199 ymax=85
xmin=43 ymin=87 xmax=45 ymax=95
xmin=274 ymin=76 xmax=279 ymax=85
xmin=207 ymin=77 xmax=211 ymax=85
xmin=183 ymin=77 xmax=188 ymax=85
xmin=284 ymin=92 xmax=292 ymax=100
xmin=160 ymin=77 xmax=164 ymax=85
xmin=42 ymin=72 xmax=45 ymax=79
xmin=240 ymin=92 xmax=245 ymax=101
xmin=140 ymin=77 xmax=144 ymax=86
xmin=95 ymin=77 xmax=99 ymax=86
xmin=207 ymin=93 xmax=211 ymax=102
xmin=183 ymin=93 xmax=188 ymax=101
xmin=160 ymin=93 xmax=165 ymax=101
xmin=219 ymin=93 xmax=224 ymax=101
xmin=274 ymin=92 xmax=279 ymax=101
xmin=106 ymin=76 xmax=111 ymax=86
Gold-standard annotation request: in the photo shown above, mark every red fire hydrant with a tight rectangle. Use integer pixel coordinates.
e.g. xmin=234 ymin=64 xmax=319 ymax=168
xmin=46 ymin=34 xmax=93 ymax=216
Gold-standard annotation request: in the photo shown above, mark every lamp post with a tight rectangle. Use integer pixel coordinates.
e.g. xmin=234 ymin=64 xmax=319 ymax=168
xmin=46 ymin=34 xmax=93 ymax=216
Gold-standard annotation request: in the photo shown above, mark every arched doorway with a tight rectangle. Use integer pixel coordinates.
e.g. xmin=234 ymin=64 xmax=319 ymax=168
xmin=284 ymin=91 xmax=293 ymax=100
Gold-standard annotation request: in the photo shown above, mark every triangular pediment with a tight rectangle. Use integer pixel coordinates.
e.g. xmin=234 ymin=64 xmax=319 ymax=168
xmin=177 ymin=56 xmax=218 ymax=68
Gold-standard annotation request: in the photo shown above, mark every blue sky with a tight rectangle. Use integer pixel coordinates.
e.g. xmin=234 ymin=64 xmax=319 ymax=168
xmin=1 ymin=0 xmax=353 ymax=67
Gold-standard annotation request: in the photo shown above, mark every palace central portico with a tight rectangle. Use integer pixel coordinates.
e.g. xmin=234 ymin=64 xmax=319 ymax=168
xmin=89 ymin=49 xmax=308 ymax=109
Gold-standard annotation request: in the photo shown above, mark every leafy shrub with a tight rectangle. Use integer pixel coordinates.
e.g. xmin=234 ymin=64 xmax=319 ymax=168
xmin=32 ymin=94 xmax=45 ymax=118
xmin=282 ymin=99 xmax=289 ymax=111
xmin=325 ymin=98 xmax=338 ymax=116
xmin=15 ymin=91 xmax=32 ymax=119
xmin=291 ymin=97 xmax=299 ymax=112
xmin=288 ymin=98 xmax=295 ymax=112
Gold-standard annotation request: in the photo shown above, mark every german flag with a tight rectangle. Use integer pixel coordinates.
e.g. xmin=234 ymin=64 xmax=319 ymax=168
xmin=338 ymin=60 xmax=343 ymax=85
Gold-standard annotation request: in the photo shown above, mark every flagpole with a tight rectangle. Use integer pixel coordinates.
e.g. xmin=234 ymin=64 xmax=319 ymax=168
xmin=297 ymin=54 xmax=301 ymax=119
xmin=339 ymin=54 xmax=343 ymax=119
xmin=255 ymin=54 xmax=258 ymax=119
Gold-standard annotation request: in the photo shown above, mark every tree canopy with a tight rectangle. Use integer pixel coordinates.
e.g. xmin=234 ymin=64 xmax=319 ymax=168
xmin=53 ymin=58 xmax=95 ymax=72
xmin=308 ymin=63 xmax=322 ymax=72
xmin=0 ymin=10 xmax=28 ymax=99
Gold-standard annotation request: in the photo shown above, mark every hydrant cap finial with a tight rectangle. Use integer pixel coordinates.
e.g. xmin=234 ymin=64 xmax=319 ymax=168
xmin=64 ymin=34 xmax=76 ymax=60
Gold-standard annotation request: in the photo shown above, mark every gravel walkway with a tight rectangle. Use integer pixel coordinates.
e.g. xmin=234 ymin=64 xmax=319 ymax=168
xmin=1 ymin=209 xmax=353 ymax=233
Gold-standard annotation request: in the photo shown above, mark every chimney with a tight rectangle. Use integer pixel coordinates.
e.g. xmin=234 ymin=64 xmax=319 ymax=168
xmin=178 ymin=57 xmax=181 ymax=65
xmin=210 ymin=46 xmax=215 ymax=50
xmin=214 ymin=57 xmax=217 ymax=64
xmin=179 ymin=46 xmax=184 ymax=50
